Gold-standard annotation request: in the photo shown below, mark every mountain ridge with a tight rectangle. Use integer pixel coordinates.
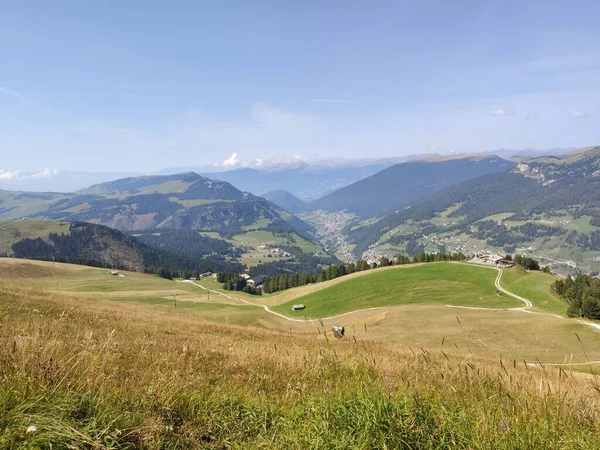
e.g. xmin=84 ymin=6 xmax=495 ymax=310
xmin=345 ymin=146 xmax=600 ymax=273
xmin=308 ymin=155 xmax=516 ymax=217
xmin=0 ymin=172 xmax=314 ymax=237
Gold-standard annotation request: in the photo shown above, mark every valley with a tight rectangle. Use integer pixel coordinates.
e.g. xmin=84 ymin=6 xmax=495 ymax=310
xmin=4 ymin=5 xmax=600 ymax=447
xmin=4 ymin=153 xmax=600 ymax=448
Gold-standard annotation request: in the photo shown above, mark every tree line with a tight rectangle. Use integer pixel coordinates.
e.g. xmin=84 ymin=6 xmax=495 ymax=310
xmin=216 ymin=272 xmax=262 ymax=295
xmin=220 ymin=251 xmax=471 ymax=296
xmin=553 ymin=274 xmax=600 ymax=319
xmin=11 ymin=222 xmax=243 ymax=277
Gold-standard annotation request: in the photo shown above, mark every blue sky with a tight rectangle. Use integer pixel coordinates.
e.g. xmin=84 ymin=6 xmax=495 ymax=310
xmin=1 ymin=0 xmax=599 ymax=175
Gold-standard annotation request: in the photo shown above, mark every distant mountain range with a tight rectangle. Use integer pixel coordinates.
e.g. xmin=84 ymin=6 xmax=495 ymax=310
xmin=344 ymin=147 xmax=600 ymax=274
xmin=0 ymin=171 xmax=141 ymax=193
xmin=201 ymin=162 xmax=397 ymax=201
xmin=308 ymin=154 xmax=515 ymax=217
xmin=263 ymin=190 xmax=307 ymax=213
xmin=0 ymin=148 xmax=581 ymax=196
xmin=0 ymin=172 xmax=313 ymax=237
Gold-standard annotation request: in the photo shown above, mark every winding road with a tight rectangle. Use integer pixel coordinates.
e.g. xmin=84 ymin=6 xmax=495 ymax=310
xmin=178 ymin=279 xmax=383 ymax=323
xmin=180 ymin=267 xmax=600 ymax=367
xmin=181 ymin=267 xmax=596 ymax=331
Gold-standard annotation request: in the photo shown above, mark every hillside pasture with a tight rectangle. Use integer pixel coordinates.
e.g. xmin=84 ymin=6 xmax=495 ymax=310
xmin=3 ymin=281 xmax=600 ymax=448
xmin=5 ymin=258 xmax=600 ymax=366
xmin=272 ymin=263 xmax=523 ymax=318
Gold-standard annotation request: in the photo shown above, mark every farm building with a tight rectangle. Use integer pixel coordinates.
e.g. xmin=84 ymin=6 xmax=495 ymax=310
xmin=469 ymin=253 xmax=514 ymax=268
xmin=247 ymin=276 xmax=266 ymax=288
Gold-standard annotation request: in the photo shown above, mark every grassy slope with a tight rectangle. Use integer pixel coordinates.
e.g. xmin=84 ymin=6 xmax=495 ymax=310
xmin=0 ymin=191 xmax=67 ymax=220
xmin=272 ymin=263 xmax=522 ymax=318
xmin=500 ymin=265 xmax=568 ymax=316
xmin=7 ymin=258 xmax=600 ymax=363
xmin=2 ymin=284 xmax=600 ymax=448
xmin=0 ymin=219 xmax=70 ymax=254
xmin=229 ymin=230 xmax=324 ymax=266
xmin=232 ymin=230 xmax=321 ymax=253
xmin=0 ymin=258 xmax=268 ymax=325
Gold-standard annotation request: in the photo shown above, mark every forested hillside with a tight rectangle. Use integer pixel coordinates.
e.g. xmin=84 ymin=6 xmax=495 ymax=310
xmin=0 ymin=172 xmax=315 ymax=238
xmin=308 ymin=155 xmax=515 ymax=217
xmin=345 ymin=147 xmax=600 ymax=273
xmin=10 ymin=222 xmax=243 ymax=275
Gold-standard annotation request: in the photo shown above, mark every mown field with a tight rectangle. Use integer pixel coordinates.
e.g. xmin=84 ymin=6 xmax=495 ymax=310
xmin=3 ymin=282 xmax=600 ymax=449
xmin=272 ymin=263 xmax=524 ymax=318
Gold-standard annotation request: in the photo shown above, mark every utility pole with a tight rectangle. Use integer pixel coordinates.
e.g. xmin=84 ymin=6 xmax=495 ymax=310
xmin=173 ymin=293 xmax=177 ymax=308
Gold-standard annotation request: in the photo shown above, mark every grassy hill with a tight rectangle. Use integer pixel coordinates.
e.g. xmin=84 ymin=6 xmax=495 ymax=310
xmin=7 ymin=221 xmax=244 ymax=274
xmin=2 ymin=259 xmax=600 ymax=447
xmin=273 ymin=263 xmax=522 ymax=318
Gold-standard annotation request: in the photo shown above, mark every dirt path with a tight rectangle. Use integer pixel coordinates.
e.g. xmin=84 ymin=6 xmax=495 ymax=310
xmin=178 ymin=280 xmax=384 ymax=323
xmin=182 ymin=267 xmax=600 ymax=334
xmin=446 ymin=267 xmax=565 ymax=318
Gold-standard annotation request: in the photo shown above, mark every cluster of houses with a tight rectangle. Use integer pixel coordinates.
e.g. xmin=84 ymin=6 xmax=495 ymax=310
xmin=469 ymin=252 xmax=514 ymax=268
xmin=256 ymin=245 xmax=294 ymax=258
xmin=239 ymin=273 xmax=266 ymax=289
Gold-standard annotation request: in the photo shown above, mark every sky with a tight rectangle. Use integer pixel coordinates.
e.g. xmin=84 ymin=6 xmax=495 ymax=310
xmin=1 ymin=0 xmax=600 ymax=177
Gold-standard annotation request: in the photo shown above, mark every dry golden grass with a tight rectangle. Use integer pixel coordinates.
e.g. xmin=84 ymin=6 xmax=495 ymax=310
xmin=2 ymin=282 xmax=600 ymax=448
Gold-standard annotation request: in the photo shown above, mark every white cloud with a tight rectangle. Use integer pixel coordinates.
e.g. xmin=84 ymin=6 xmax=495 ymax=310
xmin=31 ymin=168 xmax=58 ymax=178
xmin=222 ymin=153 xmax=240 ymax=168
xmin=492 ymin=108 xmax=514 ymax=117
xmin=566 ymin=109 xmax=588 ymax=119
xmin=0 ymin=169 xmax=20 ymax=180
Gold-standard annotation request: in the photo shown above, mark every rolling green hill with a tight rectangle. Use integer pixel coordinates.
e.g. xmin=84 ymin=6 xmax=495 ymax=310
xmin=0 ymin=219 xmax=70 ymax=254
xmin=272 ymin=263 xmax=525 ymax=317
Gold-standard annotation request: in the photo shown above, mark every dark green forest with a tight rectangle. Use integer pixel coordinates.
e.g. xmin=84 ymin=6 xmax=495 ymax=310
xmin=554 ymin=275 xmax=600 ymax=319
xmin=11 ymin=222 xmax=243 ymax=276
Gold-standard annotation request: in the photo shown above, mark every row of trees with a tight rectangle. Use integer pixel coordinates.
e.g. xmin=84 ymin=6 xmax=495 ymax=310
xmin=553 ymin=274 xmax=600 ymax=319
xmin=226 ymin=251 xmax=473 ymax=296
xmin=262 ymin=273 xmax=320 ymax=294
xmin=216 ymin=272 xmax=262 ymax=295
xmin=512 ymin=254 xmax=543 ymax=271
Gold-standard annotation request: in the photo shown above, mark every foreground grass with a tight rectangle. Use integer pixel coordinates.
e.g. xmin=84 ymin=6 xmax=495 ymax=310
xmin=2 ymin=284 xmax=600 ymax=449
xmin=273 ymin=263 xmax=522 ymax=318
